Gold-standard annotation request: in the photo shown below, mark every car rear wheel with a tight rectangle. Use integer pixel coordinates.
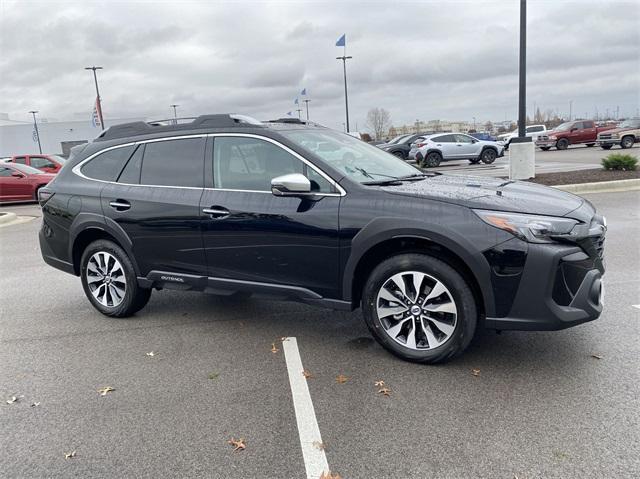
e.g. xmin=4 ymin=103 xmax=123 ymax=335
xmin=621 ymin=136 xmax=635 ymax=149
xmin=480 ymin=148 xmax=497 ymax=164
xmin=421 ymin=152 xmax=442 ymax=168
xmin=540 ymin=147 xmax=551 ymax=151
xmin=362 ymin=254 xmax=477 ymax=364
xmin=81 ymin=239 xmax=151 ymax=317
xmin=556 ymin=138 xmax=569 ymax=150
xmin=600 ymin=144 xmax=612 ymax=150
xmin=393 ymin=151 xmax=405 ymax=159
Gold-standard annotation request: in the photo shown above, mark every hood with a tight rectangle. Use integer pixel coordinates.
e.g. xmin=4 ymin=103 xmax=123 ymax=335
xmin=382 ymin=175 xmax=587 ymax=218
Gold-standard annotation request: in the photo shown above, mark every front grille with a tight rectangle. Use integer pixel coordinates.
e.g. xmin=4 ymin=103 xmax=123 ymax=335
xmin=599 ymin=134 xmax=612 ymax=140
xmin=592 ymin=234 xmax=605 ymax=259
xmin=539 ymin=135 xmax=549 ymax=141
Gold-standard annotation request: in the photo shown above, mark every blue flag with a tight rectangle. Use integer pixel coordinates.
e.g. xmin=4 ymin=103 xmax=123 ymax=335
xmin=294 ymin=98 xmax=299 ymax=105
xmin=301 ymin=88 xmax=307 ymax=96
xmin=336 ymin=34 xmax=345 ymax=47
xmin=287 ymin=111 xmax=292 ymax=116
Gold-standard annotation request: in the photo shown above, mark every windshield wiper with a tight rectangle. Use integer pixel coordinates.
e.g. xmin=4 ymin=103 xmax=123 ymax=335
xmin=362 ymin=172 xmax=441 ymax=186
xmin=354 ymin=167 xmax=400 ymax=181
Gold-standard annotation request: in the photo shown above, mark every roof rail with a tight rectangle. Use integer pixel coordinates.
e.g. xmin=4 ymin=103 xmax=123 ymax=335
xmin=95 ymin=114 xmax=264 ymax=142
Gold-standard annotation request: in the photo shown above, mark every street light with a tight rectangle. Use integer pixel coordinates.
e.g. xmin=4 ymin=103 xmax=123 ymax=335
xmin=302 ymin=99 xmax=311 ymax=121
xmin=85 ymin=66 xmax=105 ymax=128
xmin=170 ymin=104 xmax=179 ymax=123
xmin=29 ymin=110 xmax=42 ymax=154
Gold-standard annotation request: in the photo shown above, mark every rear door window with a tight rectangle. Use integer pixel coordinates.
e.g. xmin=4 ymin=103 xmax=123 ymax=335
xmin=13 ymin=156 xmax=27 ymax=164
xmin=140 ymin=137 xmax=205 ymax=188
xmin=81 ymin=146 xmax=135 ymax=181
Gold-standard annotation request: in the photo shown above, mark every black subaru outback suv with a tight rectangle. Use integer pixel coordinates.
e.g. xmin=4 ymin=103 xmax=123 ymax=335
xmin=38 ymin=114 xmax=606 ymax=363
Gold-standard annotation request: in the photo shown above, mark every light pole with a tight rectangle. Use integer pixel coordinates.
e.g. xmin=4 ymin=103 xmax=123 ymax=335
xmin=170 ymin=104 xmax=179 ymax=123
xmin=29 ymin=110 xmax=42 ymax=154
xmin=303 ymin=99 xmax=311 ymax=121
xmin=336 ymin=54 xmax=353 ymax=132
xmin=473 ymin=116 xmax=476 ymax=131
xmin=517 ymin=0 xmax=527 ymax=139
xmin=569 ymin=100 xmax=572 ymax=121
xmin=85 ymin=66 xmax=105 ymax=128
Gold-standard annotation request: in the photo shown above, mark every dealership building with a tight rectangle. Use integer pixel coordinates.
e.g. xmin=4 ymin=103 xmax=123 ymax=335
xmin=0 ymin=114 xmax=145 ymax=157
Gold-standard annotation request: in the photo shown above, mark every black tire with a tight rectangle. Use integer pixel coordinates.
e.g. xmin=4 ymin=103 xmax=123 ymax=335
xmin=362 ymin=253 xmax=477 ymax=364
xmin=393 ymin=151 xmax=405 ymax=159
xmin=556 ymin=138 xmax=569 ymax=150
xmin=600 ymin=144 xmax=612 ymax=150
xmin=540 ymin=147 xmax=551 ymax=151
xmin=422 ymin=151 xmax=442 ymax=168
xmin=80 ymin=239 xmax=151 ymax=317
xmin=586 ymin=143 xmax=595 ymax=147
xmin=468 ymin=159 xmax=481 ymax=164
xmin=621 ymin=136 xmax=635 ymax=149
xmin=480 ymin=148 xmax=497 ymax=164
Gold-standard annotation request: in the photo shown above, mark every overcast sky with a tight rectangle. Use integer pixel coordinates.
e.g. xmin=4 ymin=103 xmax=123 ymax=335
xmin=1 ymin=0 xmax=638 ymax=132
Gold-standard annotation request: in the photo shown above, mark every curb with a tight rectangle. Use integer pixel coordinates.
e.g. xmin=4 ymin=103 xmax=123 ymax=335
xmin=552 ymin=178 xmax=640 ymax=194
xmin=0 ymin=212 xmax=17 ymax=224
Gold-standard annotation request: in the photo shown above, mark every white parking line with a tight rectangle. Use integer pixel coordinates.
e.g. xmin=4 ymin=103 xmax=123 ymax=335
xmin=282 ymin=337 xmax=330 ymax=479
xmin=633 ymin=305 xmax=640 ymax=310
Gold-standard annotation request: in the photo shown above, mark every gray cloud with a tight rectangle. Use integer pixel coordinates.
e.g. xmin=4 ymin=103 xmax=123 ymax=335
xmin=0 ymin=0 xmax=638 ymax=132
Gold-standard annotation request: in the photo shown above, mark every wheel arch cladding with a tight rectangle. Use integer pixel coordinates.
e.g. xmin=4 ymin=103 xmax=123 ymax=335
xmin=344 ymin=219 xmax=495 ymax=316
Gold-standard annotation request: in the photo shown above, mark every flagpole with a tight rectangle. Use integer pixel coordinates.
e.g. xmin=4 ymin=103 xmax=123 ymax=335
xmin=303 ymin=99 xmax=311 ymax=121
xmin=85 ymin=66 xmax=105 ymax=128
xmin=29 ymin=110 xmax=42 ymax=154
xmin=336 ymin=42 xmax=352 ymax=133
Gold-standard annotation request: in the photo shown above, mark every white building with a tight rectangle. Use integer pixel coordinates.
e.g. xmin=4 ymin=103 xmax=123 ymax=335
xmin=0 ymin=115 xmax=145 ymax=157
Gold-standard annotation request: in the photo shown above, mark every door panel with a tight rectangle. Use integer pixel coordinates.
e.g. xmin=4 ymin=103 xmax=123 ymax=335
xmin=200 ymin=190 xmax=340 ymax=298
xmin=0 ymin=168 xmax=32 ymax=200
xmin=454 ymin=134 xmax=478 ymax=157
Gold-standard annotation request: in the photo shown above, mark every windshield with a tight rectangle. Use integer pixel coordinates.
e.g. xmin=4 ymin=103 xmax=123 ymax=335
xmin=387 ymin=134 xmax=409 ymax=145
xmin=282 ymin=129 xmax=421 ymax=183
xmin=10 ymin=163 xmax=44 ymax=175
xmin=619 ymin=119 xmax=640 ymax=128
xmin=555 ymin=122 xmax=573 ymax=131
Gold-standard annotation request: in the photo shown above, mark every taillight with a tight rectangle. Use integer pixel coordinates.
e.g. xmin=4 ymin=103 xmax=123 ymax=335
xmin=416 ymin=143 xmax=427 ymax=148
xmin=38 ymin=188 xmax=54 ymax=207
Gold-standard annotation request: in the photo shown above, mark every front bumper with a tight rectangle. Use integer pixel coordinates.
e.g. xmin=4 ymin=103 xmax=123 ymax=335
xmin=597 ymin=139 xmax=619 ymax=146
xmin=536 ymin=139 xmax=557 ymax=148
xmin=485 ymin=238 xmax=604 ymax=331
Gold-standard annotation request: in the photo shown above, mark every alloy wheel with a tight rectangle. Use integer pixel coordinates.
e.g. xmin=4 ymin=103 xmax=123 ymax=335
xmin=375 ymin=271 xmax=457 ymax=350
xmin=86 ymin=252 xmax=127 ymax=307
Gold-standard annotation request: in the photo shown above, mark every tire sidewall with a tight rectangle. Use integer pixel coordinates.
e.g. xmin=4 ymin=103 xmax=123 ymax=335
xmin=621 ymin=136 xmax=634 ymax=149
xmin=362 ymin=254 xmax=477 ymax=363
xmin=80 ymin=240 xmax=140 ymax=317
xmin=481 ymin=148 xmax=496 ymax=164
xmin=557 ymin=138 xmax=569 ymax=150
xmin=423 ymin=152 xmax=441 ymax=168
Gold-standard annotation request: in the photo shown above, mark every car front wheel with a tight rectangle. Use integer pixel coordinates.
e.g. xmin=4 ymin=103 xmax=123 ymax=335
xmin=362 ymin=254 xmax=477 ymax=363
xmin=600 ymin=144 xmax=612 ymax=150
xmin=556 ymin=138 xmax=569 ymax=150
xmin=480 ymin=148 xmax=497 ymax=164
xmin=621 ymin=136 xmax=635 ymax=149
xmin=80 ymin=239 xmax=151 ymax=317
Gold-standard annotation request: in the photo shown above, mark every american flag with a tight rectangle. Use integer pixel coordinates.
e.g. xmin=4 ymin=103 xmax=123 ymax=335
xmin=91 ymin=98 xmax=102 ymax=128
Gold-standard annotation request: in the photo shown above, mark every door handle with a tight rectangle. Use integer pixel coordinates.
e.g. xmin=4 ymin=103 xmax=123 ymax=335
xmin=203 ymin=207 xmax=230 ymax=218
xmin=109 ymin=199 xmax=131 ymax=211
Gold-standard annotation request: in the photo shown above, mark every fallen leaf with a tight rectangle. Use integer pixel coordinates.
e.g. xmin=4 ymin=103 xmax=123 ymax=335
xmin=64 ymin=451 xmax=76 ymax=459
xmin=374 ymin=380 xmax=385 ymax=387
xmin=553 ymin=450 xmax=568 ymax=460
xmin=6 ymin=396 xmax=19 ymax=404
xmin=270 ymin=343 xmax=279 ymax=354
xmin=31 ymin=402 xmax=41 ymax=407
xmin=591 ymin=354 xmax=603 ymax=360
xmin=319 ymin=471 xmax=342 ymax=479
xmin=471 ymin=368 xmax=481 ymax=377
xmin=208 ymin=372 xmax=220 ymax=380
xmin=335 ymin=374 xmax=349 ymax=384
xmin=228 ymin=437 xmax=246 ymax=452
xmin=378 ymin=387 xmax=392 ymax=396
xmin=145 ymin=351 xmax=155 ymax=357
xmin=280 ymin=337 xmax=288 ymax=342
xmin=302 ymin=369 xmax=314 ymax=379
xmin=97 ymin=387 xmax=115 ymax=396
xmin=312 ymin=441 xmax=326 ymax=450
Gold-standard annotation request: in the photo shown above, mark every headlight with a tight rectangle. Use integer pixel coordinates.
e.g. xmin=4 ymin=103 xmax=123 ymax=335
xmin=549 ymin=135 xmax=557 ymax=140
xmin=611 ymin=133 xmax=620 ymax=138
xmin=473 ymin=210 xmax=579 ymax=243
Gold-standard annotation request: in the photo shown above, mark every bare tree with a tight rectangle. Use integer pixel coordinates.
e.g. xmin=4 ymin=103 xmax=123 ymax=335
xmin=365 ymin=108 xmax=392 ymax=140
xmin=484 ymin=121 xmax=494 ymax=133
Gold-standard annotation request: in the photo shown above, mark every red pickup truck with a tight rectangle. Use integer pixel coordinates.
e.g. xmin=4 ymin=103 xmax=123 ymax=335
xmin=535 ymin=120 xmax=616 ymax=151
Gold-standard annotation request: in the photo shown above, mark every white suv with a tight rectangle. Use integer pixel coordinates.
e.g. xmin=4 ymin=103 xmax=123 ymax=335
xmin=498 ymin=124 xmax=547 ymax=149
xmin=409 ymin=133 xmax=505 ymax=167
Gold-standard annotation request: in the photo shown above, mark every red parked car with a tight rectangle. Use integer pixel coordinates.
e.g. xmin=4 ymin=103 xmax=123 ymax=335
xmin=0 ymin=162 xmax=55 ymax=203
xmin=4 ymin=154 xmax=66 ymax=173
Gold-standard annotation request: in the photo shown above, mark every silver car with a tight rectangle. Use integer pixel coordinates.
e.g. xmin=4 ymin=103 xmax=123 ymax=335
xmin=408 ymin=133 xmax=505 ymax=167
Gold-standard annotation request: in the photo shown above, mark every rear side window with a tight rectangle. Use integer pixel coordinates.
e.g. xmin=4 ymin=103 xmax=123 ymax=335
xmin=140 ymin=138 xmax=205 ymax=187
xmin=81 ymin=146 xmax=135 ymax=181
xmin=31 ymin=157 xmax=57 ymax=168
xmin=14 ymin=156 xmax=27 ymax=164
xmin=117 ymin=145 xmax=144 ymax=184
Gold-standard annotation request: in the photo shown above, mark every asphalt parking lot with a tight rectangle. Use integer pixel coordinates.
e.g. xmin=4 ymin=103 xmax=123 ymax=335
xmin=437 ymin=144 xmax=639 ymax=177
xmin=1 ymin=189 xmax=639 ymax=479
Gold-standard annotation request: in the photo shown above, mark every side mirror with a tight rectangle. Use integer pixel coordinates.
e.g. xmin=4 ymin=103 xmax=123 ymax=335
xmin=271 ymin=173 xmax=311 ymax=196
xmin=11 ymin=172 xmax=24 ymax=178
